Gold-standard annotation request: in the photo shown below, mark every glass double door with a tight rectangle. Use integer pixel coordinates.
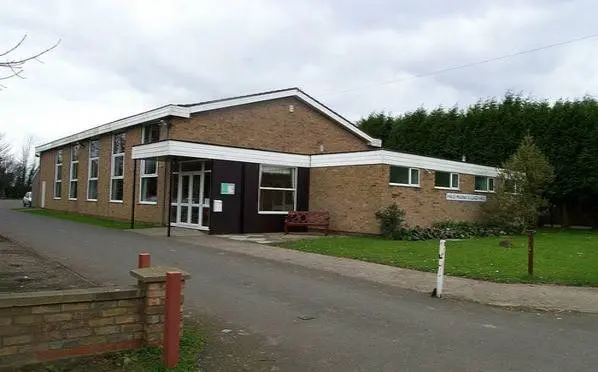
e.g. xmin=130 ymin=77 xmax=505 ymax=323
xmin=172 ymin=169 xmax=211 ymax=229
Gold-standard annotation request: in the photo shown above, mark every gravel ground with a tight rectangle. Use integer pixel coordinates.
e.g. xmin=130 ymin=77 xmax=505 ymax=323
xmin=0 ymin=234 xmax=95 ymax=292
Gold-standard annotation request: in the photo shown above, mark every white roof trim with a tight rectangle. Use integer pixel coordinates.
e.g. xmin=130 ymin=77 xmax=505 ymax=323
xmin=132 ymin=140 xmax=311 ymax=168
xmin=35 ymin=105 xmax=190 ymax=153
xmin=133 ymin=142 xmax=499 ymax=176
xmin=311 ymin=150 xmax=500 ymax=176
xmin=185 ymin=88 xmax=382 ymax=147
xmin=36 ymin=88 xmax=382 ymax=154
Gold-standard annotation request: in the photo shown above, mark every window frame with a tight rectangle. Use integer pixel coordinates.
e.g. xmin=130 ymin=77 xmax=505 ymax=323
xmin=474 ymin=175 xmax=495 ymax=193
xmin=54 ymin=149 xmax=63 ymax=199
xmin=139 ymin=158 xmax=158 ymax=204
xmin=110 ymin=132 xmax=126 ymax=203
xmin=434 ymin=171 xmax=460 ymax=190
xmin=68 ymin=145 xmax=80 ymax=200
xmin=142 ymin=123 xmax=161 ymax=144
xmin=87 ymin=139 xmax=100 ymax=201
xmin=389 ymin=166 xmax=420 ymax=187
xmin=257 ymin=164 xmax=297 ymax=214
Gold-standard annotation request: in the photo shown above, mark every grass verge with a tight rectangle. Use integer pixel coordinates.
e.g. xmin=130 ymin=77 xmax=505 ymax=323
xmin=16 ymin=208 xmax=157 ymax=229
xmin=278 ymin=228 xmax=598 ymax=286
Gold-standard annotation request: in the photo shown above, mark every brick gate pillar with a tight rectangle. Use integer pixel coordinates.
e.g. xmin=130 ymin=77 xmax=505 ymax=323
xmin=129 ymin=267 xmax=189 ymax=346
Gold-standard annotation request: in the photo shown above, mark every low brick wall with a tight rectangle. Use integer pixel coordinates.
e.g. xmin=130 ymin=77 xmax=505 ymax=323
xmin=0 ymin=267 xmax=188 ymax=369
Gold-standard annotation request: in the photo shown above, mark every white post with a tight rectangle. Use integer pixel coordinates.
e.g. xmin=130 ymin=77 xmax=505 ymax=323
xmin=436 ymin=239 xmax=446 ymax=298
xmin=41 ymin=181 xmax=46 ymax=208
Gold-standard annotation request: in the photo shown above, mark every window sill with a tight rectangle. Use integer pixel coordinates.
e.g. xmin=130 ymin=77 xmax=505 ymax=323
xmin=434 ymin=186 xmax=460 ymax=191
xmin=474 ymin=190 xmax=495 ymax=193
xmin=68 ymin=198 xmax=78 ymax=201
xmin=53 ymin=197 xmax=61 ymax=200
xmin=139 ymin=201 xmax=158 ymax=205
xmin=389 ymin=183 xmax=420 ymax=188
xmin=86 ymin=199 xmax=98 ymax=202
xmin=109 ymin=200 xmax=124 ymax=204
xmin=258 ymin=211 xmax=290 ymax=215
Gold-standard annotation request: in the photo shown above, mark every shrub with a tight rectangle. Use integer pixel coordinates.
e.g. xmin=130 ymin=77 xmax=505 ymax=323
xmin=397 ymin=221 xmax=519 ymax=241
xmin=375 ymin=203 xmax=406 ymax=239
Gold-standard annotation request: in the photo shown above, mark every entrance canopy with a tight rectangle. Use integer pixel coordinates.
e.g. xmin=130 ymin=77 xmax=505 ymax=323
xmin=132 ymin=140 xmax=310 ymax=167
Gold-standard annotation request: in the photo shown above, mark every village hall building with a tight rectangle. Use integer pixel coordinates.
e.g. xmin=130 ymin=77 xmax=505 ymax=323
xmin=35 ymin=88 xmax=499 ymax=235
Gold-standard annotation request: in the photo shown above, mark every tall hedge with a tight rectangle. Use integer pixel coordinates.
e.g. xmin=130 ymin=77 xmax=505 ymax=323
xmin=358 ymin=93 xmax=598 ymax=227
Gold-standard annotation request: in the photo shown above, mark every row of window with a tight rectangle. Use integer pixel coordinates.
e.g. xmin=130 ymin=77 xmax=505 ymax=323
xmin=389 ymin=166 xmax=496 ymax=192
xmin=54 ymin=124 xmax=161 ymax=203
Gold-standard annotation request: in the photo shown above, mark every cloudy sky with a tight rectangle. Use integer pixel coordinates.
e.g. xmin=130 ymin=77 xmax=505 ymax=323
xmin=1 ymin=0 xmax=597 ymax=151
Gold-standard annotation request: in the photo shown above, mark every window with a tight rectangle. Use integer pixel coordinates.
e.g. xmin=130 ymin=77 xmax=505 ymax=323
xmin=258 ymin=165 xmax=296 ymax=213
xmin=54 ymin=150 xmax=63 ymax=198
xmin=435 ymin=171 xmax=459 ymax=189
xmin=69 ymin=145 xmax=80 ymax=199
xmin=389 ymin=166 xmax=419 ymax=186
xmin=142 ymin=123 xmax=160 ymax=144
xmin=475 ymin=176 xmax=495 ymax=192
xmin=87 ymin=139 xmax=100 ymax=200
xmin=140 ymin=158 xmax=158 ymax=203
xmin=110 ymin=133 xmax=126 ymax=202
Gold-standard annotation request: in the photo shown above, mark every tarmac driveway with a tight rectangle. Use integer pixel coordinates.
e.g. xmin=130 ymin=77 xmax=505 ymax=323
xmin=1 ymin=201 xmax=598 ymax=371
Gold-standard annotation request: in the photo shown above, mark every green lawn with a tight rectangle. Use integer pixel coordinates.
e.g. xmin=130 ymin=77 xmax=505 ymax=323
xmin=16 ymin=208 xmax=157 ymax=230
xmin=278 ymin=229 xmax=598 ymax=286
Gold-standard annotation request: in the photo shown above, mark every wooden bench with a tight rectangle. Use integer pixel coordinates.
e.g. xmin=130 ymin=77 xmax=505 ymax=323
xmin=284 ymin=211 xmax=330 ymax=235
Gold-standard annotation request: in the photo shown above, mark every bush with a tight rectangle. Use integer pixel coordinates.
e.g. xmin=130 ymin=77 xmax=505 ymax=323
xmin=375 ymin=203 xmax=406 ymax=239
xmin=375 ymin=203 xmax=521 ymax=241
xmin=397 ymin=221 xmax=519 ymax=241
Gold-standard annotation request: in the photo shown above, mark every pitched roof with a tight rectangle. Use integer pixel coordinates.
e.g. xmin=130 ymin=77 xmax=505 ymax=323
xmin=35 ymin=88 xmax=381 ymax=153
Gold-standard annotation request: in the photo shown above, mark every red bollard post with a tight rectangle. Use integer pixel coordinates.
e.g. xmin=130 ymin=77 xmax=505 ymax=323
xmin=138 ymin=253 xmax=151 ymax=269
xmin=164 ymin=271 xmax=182 ymax=368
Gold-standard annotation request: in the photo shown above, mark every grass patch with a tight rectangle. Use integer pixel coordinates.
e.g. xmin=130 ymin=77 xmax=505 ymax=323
xmin=24 ymin=327 xmax=203 ymax=372
xmin=16 ymin=208 xmax=157 ymax=230
xmin=120 ymin=327 xmax=203 ymax=371
xmin=278 ymin=229 xmax=598 ymax=286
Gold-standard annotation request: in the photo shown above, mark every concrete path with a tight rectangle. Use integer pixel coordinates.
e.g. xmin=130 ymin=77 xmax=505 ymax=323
xmin=133 ymin=227 xmax=598 ymax=313
xmin=2 ymin=202 xmax=598 ymax=371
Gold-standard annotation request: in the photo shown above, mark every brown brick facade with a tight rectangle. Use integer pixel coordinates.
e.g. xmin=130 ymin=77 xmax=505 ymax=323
xmin=309 ymin=165 xmax=488 ymax=234
xmin=39 ymin=126 xmax=167 ymax=224
xmin=38 ymin=97 xmax=371 ymax=225
xmin=169 ymin=97 xmax=370 ymax=154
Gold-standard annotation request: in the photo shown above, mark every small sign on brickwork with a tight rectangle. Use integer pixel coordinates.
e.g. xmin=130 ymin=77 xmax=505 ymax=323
xmin=446 ymin=193 xmax=487 ymax=202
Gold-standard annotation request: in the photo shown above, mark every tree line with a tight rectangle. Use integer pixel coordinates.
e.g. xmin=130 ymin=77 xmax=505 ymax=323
xmin=0 ymin=133 xmax=37 ymax=198
xmin=358 ymin=93 xmax=598 ymax=227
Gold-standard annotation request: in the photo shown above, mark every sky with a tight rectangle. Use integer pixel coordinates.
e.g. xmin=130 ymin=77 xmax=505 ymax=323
xmin=1 ymin=0 xmax=597 ymax=152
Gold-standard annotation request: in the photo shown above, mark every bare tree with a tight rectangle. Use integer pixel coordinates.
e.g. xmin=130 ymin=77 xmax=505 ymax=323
xmin=0 ymin=133 xmax=16 ymax=197
xmin=1 ymin=35 xmax=60 ymax=88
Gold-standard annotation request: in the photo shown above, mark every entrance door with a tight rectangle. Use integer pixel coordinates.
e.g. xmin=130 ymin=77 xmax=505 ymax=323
xmin=171 ymin=161 xmax=211 ymax=230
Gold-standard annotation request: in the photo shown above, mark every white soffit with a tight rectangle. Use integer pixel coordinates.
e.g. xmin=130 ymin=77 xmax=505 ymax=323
xmin=311 ymin=150 xmax=500 ymax=176
xmin=35 ymin=105 xmax=190 ymax=153
xmin=132 ymin=140 xmax=311 ymax=168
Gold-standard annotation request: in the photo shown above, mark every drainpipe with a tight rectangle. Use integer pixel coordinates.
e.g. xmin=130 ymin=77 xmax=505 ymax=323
xmin=167 ymin=159 xmax=174 ymax=237
xmin=130 ymin=159 xmax=138 ymax=229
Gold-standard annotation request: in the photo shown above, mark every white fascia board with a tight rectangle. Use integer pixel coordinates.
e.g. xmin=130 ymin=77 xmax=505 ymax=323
xmin=311 ymin=150 xmax=500 ymax=176
xmin=35 ymin=105 xmax=190 ymax=154
xmin=186 ymin=89 xmax=382 ymax=148
xmin=310 ymin=151 xmax=383 ymax=167
xmin=379 ymin=151 xmax=499 ymax=176
xmin=132 ymin=140 xmax=311 ymax=168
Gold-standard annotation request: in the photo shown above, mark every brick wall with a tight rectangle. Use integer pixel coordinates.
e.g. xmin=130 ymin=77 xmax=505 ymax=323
xmin=309 ymin=164 xmax=488 ymax=234
xmin=169 ymin=97 xmax=371 ymax=154
xmin=0 ymin=268 xmax=187 ymax=369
